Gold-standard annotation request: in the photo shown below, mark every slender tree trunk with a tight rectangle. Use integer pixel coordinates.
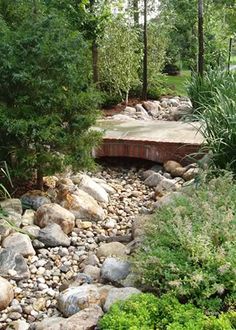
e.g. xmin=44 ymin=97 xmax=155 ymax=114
xmin=92 ymin=41 xmax=99 ymax=84
xmin=142 ymin=0 xmax=148 ymax=100
xmin=90 ymin=0 xmax=99 ymax=85
xmin=227 ymin=37 xmax=233 ymax=74
xmin=198 ymin=0 xmax=204 ymax=76
xmin=133 ymin=0 xmax=139 ymax=26
xmin=36 ymin=169 xmax=44 ymax=191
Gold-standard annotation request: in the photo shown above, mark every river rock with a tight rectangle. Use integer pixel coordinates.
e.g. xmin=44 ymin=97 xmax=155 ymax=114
xmin=0 ymin=276 xmax=14 ymax=311
xmin=22 ymin=209 xmax=35 ymax=226
xmin=104 ymin=287 xmax=141 ymax=312
xmin=144 ymin=172 xmax=164 ymax=187
xmin=57 ymin=284 xmax=108 ymax=317
xmin=35 ymin=203 xmax=75 ymax=234
xmin=35 ymin=306 xmax=103 ymax=330
xmin=2 ymin=232 xmax=35 ymax=257
xmin=21 ymin=191 xmax=51 ymax=210
xmin=22 ymin=225 xmax=40 ymax=238
xmin=99 ymin=183 xmax=116 ymax=195
xmin=79 ymin=175 xmax=109 ymax=204
xmin=135 ymin=104 xmax=151 ymax=120
xmin=124 ymin=106 xmax=136 ymax=116
xmin=0 ymin=199 xmax=22 ymax=215
xmin=6 ymin=320 xmax=29 ymax=330
xmin=101 ymin=257 xmax=131 ymax=284
xmin=38 ymin=223 xmax=70 ymax=247
xmin=83 ymin=265 xmax=100 ymax=281
xmin=164 ymin=160 xmax=185 ymax=177
xmin=183 ymin=167 xmax=199 ymax=181
xmin=0 ymin=248 xmax=30 ymax=280
xmin=132 ymin=214 xmax=150 ymax=241
xmin=155 ymin=177 xmax=178 ymax=194
xmin=97 ymin=242 xmax=127 ymax=259
xmin=153 ymin=191 xmax=183 ymax=209
xmin=59 ymin=190 xmax=105 ymax=221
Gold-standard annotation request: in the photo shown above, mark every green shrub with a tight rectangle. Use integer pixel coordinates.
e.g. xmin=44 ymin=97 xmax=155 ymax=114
xmin=99 ymin=293 xmax=236 ymax=330
xmin=133 ymin=173 xmax=236 ymax=313
xmin=0 ymin=6 xmax=101 ymax=187
xmin=147 ymin=75 xmax=172 ymax=100
xmin=187 ymin=70 xmax=236 ymax=111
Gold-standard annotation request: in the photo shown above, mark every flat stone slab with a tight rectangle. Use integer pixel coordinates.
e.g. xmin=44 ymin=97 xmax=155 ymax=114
xmin=94 ymin=120 xmax=203 ymax=144
xmin=93 ymin=120 xmax=204 ymax=164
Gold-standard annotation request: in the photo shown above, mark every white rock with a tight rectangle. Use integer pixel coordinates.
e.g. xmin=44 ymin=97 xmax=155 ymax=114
xmin=79 ymin=175 xmax=109 ymax=204
xmin=2 ymin=232 xmax=35 ymax=257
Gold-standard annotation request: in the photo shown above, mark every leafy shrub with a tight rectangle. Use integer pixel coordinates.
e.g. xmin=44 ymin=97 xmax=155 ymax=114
xmin=147 ymin=75 xmax=172 ymax=100
xmin=101 ymin=92 xmax=122 ymax=109
xmin=133 ymin=173 xmax=236 ymax=313
xmin=0 ymin=7 xmax=101 ymax=186
xmin=187 ymin=70 xmax=236 ymax=110
xmin=99 ymin=293 xmax=236 ymax=330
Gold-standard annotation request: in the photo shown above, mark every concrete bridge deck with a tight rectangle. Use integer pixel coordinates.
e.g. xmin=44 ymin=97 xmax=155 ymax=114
xmin=93 ymin=120 xmax=204 ymax=165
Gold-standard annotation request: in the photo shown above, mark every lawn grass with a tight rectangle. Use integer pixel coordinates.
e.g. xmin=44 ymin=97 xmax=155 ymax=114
xmin=165 ymin=70 xmax=191 ymax=96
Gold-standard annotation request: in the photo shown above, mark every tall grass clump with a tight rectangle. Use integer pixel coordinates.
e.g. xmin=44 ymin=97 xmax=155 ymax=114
xmin=133 ymin=173 xmax=236 ymax=314
xmin=195 ymin=93 xmax=236 ymax=173
xmin=187 ymin=70 xmax=236 ymax=111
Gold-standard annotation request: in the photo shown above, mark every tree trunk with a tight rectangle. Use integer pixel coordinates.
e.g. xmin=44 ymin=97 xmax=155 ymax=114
xmin=90 ymin=0 xmax=99 ymax=85
xmin=133 ymin=0 xmax=139 ymax=26
xmin=227 ymin=37 xmax=233 ymax=74
xmin=198 ymin=0 xmax=204 ymax=76
xmin=36 ymin=169 xmax=44 ymax=191
xmin=142 ymin=0 xmax=148 ymax=100
xmin=92 ymin=41 xmax=99 ymax=84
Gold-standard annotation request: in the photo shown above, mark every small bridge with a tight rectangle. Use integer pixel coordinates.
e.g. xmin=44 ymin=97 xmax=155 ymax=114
xmin=93 ymin=120 xmax=204 ymax=165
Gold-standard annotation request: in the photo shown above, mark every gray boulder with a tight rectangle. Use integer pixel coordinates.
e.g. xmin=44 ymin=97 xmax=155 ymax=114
xmin=0 ymin=248 xmax=30 ymax=280
xmin=38 ymin=223 xmax=70 ymax=247
xmin=104 ymin=287 xmax=141 ymax=312
xmin=101 ymin=257 xmax=131 ymax=284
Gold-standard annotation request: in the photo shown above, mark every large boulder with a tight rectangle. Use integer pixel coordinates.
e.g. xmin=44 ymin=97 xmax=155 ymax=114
xmin=21 ymin=191 xmax=51 ymax=210
xmin=57 ymin=284 xmax=110 ymax=317
xmin=101 ymin=257 xmax=131 ymax=285
xmin=35 ymin=306 xmax=103 ymax=330
xmin=38 ymin=223 xmax=70 ymax=247
xmin=0 ymin=248 xmax=30 ymax=280
xmin=79 ymin=175 xmax=109 ymax=204
xmin=59 ymin=190 xmax=105 ymax=222
xmin=0 ymin=276 xmax=14 ymax=311
xmin=2 ymin=232 xmax=35 ymax=257
xmin=35 ymin=203 xmax=75 ymax=234
xmin=96 ymin=242 xmax=127 ymax=259
xmin=104 ymin=287 xmax=141 ymax=312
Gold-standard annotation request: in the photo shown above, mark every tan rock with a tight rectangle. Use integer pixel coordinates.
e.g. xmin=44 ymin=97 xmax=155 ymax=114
xmin=59 ymin=190 xmax=105 ymax=222
xmin=0 ymin=276 xmax=14 ymax=311
xmin=164 ymin=160 xmax=186 ymax=177
xmin=183 ymin=167 xmax=199 ymax=181
xmin=96 ymin=242 xmax=127 ymax=259
xmin=35 ymin=203 xmax=75 ymax=234
xmin=2 ymin=232 xmax=35 ymax=257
